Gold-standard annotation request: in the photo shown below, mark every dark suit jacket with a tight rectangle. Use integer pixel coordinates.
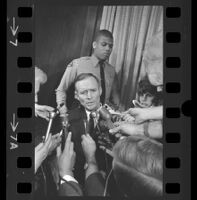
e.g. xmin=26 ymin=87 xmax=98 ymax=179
xmin=68 ymin=106 xmax=107 ymax=185
xmin=59 ymin=172 xmax=105 ymax=196
xmin=68 ymin=106 xmax=87 ymax=185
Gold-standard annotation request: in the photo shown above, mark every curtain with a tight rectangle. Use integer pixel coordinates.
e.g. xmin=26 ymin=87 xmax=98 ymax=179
xmin=35 ymin=5 xmax=103 ymax=106
xmin=100 ymin=6 xmax=163 ymax=110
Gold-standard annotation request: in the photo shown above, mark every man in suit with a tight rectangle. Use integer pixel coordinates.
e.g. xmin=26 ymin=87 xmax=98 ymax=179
xmin=67 ymin=73 xmax=108 ymax=186
xmin=56 ymin=29 xmax=120 ymax=115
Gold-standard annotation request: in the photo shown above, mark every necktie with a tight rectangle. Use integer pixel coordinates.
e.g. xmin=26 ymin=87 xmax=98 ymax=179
xmin=99 ymin=61 xmax=106 ymax=104
xmin=88 ymin=112 xmax=94 ymax=137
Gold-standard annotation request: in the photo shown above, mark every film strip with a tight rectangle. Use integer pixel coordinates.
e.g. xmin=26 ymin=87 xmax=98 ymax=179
xmin=6 ymin=0 xmax=191 ymax=199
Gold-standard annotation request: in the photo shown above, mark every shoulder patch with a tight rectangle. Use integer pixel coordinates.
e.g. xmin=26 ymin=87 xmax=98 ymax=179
xmin=73 ymin=59 xmax=79 ymax=66
xmin=67 ymin=59 xmax=79 ymax=68
xmin=67 ymin=61 xmax=74 ymax=68
xmin=67 ymin=57 xmax=90 ymax=68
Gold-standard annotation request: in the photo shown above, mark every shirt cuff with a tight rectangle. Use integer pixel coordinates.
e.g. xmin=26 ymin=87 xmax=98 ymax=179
xmin=60 ymin=175 xmax=78 ymax=184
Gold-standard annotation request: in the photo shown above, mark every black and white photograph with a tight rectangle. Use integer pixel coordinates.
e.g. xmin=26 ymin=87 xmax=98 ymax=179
xmin=34 ymin=1 xmax=163 ymax=198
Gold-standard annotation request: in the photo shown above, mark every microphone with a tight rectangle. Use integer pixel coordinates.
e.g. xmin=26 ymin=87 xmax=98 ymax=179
xmin=44 ymin=109 xmax=60 ymax=142
xmin=97 ymin=105 xmax=119 ymax=152
xmin=98 ymin=106 xmax=111 ymax=120
xmin=60 ymin=113 xmax=70 ymax=151
xmin=98 ymin=106 xmax=115 ymax=129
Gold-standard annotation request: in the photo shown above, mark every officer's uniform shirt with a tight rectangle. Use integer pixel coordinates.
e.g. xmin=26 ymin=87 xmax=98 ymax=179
xmin=56 ymin=55 xmax=119 ymax=107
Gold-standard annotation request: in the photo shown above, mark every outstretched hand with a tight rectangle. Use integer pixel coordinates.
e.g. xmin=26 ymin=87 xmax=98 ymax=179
xmin=35 ymin=133 xmax=52 ymax=173
xmin=109 ymin=123 xmax=144 ymax=136
xmin=48 ymin=133 xmax=62 ymax=155
xmin=35 ymin=104 xmax=55 ymax=120
xmin=126 ymin=107 xmax=150 ymax=124
xmin=57 ymin=132 xmax=76 ymax=177
xmin=120 ymin=113 xmax=135 ymax=123
xmin=81 ymin=134 xmax=96 ymax=163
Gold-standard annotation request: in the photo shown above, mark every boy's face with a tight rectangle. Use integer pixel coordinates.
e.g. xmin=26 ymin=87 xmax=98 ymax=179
xmin=138 ymin=93 xmax=154 ymax=107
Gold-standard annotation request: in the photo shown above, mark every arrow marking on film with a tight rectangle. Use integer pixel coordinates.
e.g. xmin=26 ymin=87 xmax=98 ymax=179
xmin=10 ymin=113 xmax=19 ymax=132
xmin=9 ymin=39 xmax=18 ymax=47
xmin=10 ymin=17 xmax=19 ymax=36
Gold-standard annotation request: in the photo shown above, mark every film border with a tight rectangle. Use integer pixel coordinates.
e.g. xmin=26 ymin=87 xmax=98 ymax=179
xmin=6 ymin=0 xmax=191 ymax=199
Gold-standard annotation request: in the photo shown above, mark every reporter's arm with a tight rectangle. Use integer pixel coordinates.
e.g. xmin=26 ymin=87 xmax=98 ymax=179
xmin=84 ymin=157 xmax=99 ymax=180
xmin=128 ymin=106 xmax=163 ymax=123
xmin=110 ymin=121 xmax=162 ymax=139
xmin=35 ymin=134 xmax=52 ymax=173
xmin=83 ymin=151 xmax=105 ymax=196
xmin=146 ymin=120 xmax=163 ymax=139
xmin=57 ymin=132 xmax=79 ymax=196
xmin=109 ymin=123 xmax=144 ymax=136
xmin=35 ymin=104 xmax=54 ymax=120
xmin=145 ymin=106 xmax=163 ymax=120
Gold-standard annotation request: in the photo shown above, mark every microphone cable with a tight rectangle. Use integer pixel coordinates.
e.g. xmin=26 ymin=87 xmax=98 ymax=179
xmin=103 ymin=167 xmax=113 ymax=197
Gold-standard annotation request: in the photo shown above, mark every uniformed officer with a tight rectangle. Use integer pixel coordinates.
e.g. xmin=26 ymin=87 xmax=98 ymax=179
xmin=56 ymin=29 xmax=120 ymax=116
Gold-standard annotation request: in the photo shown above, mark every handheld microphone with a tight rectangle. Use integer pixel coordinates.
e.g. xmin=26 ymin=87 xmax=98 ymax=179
xmin=44 ymin=109 xmax=59 ymax=142
xmin=98 ymin=106 xmax=115 ymax=129
xmin=97 ymin=105 xmax=120 ymax=152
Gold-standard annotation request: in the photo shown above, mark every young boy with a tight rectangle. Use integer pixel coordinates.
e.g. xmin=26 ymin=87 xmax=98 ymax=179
xmin=133 ymin=76 xmax=162 ymax=108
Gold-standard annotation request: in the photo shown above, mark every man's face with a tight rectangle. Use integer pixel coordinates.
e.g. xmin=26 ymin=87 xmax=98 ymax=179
xmin=75 ymin=77 xmax=102 ymax=111
xmin=93 ymin=35 xmax=113 ymax=61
